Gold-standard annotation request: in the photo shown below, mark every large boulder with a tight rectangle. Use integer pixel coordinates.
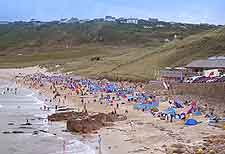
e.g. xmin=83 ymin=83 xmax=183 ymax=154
xmin=67 ymin=113 xmax=127 ymax=134
xmin=67 ymin=117 xmax=103 ymax=133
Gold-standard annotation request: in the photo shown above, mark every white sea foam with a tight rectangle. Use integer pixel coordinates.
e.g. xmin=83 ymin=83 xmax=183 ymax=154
xmin=33 ymin=113 xmax=48 ymax=119
xmin=26 ymin=91 xmax=45 ymax=105
xmin=26 ymin=92 xmax=34 ymax=97
xmin=0 ymin=104 xmax=3 ymax=108
xmin=33 ymin=97 xmax=44 ymax=105
xmin=54 ymin=138 xmax=96 ymax=154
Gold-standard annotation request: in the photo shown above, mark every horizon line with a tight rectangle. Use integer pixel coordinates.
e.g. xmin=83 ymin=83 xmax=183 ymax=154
xmin=0 ymin=16 xmax=223 ymax=26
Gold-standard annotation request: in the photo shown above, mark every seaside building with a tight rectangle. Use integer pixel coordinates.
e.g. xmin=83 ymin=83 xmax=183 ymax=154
xmin=159 ymin=68 xmax=188 ymax=82
xmin=186 ymin=58 xmax=225 ymax=76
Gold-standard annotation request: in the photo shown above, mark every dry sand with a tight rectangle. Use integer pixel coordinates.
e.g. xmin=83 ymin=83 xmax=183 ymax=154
xmin=0 ymin=66 xmax=224 ymax=154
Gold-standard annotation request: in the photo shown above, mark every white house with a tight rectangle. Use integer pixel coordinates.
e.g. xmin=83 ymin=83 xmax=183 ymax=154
xmin=148 ymin=18 xmax=158 ymax=23
xmin=127 ymin=18 xmax=138 ymax=24
xmin=105 ymin=16 xmax=116 ymax=22
xmin=0 ymin=21 xmax=9 ymax=24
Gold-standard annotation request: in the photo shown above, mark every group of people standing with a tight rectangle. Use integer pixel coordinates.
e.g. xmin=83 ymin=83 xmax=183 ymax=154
xmin=1 ymin=87 xmax=18 ymax=95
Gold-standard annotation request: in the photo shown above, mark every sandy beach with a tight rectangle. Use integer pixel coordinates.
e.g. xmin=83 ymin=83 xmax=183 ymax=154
xmin=0 ymin=66 xmax=224 ymax=154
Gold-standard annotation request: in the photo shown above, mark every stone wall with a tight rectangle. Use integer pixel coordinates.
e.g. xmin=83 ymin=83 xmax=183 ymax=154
xmin=172 ymin=83 xmax=225 ymax=100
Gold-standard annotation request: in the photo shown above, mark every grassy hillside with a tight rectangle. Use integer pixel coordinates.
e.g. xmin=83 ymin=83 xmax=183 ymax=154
xmin=108 ymin=27 xmax=225 ymax=80
xmin=0 ymin=21 xmax=216 ymax=51
xmin=0 ymin=21 xmax=224 ymax=81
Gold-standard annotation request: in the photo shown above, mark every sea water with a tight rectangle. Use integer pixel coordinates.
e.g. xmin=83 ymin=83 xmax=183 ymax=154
xmin=0 ymin=80 xmax=96 ymax=154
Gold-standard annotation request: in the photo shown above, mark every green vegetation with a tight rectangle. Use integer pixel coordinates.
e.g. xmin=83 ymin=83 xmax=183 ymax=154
xmin=0 ymin=21 xmax=224 ymax=80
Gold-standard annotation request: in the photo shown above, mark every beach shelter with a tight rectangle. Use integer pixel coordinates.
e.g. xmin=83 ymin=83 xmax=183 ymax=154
xmin=105 ymin=84 xmax=117 ymax=93
xmin=188 ymin=100 xmax=198 ymax=113
xmin=194 ymin=111 xmax=202 ymax=116
xmin=151 ymin=106 xmax=159 ymax=112
xmin=166 ymin=107 xmax=176 ymax=116
xmin=180 ymin=112 xmax=186 ymax=119
xmin=174 ymin=100 xmax=183 ymax=108
xmin=128 ymin=96 xmax=135 ymax=101
xmin=185 ymin=119 xmax=198 ymax=126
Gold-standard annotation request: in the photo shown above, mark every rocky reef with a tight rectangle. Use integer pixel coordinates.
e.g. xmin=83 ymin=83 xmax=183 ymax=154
xmin=48 ymin=111 xmax=127 ymax=134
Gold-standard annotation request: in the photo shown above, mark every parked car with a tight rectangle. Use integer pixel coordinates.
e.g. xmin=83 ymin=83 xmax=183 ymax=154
xmin=213 ymin=76 xmax=225 ymax=83
xmin=192 ymin=76 xmax=211 ymax=83
xmin=184 ymin=76 xmax=202 ymax=83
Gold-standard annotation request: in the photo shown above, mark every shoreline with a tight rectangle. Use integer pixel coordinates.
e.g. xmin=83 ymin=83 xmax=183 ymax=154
xmin=1 ymin=66 xmax=225 ymax=154
xmin=0 ymin=69 xmax=98 ymax=154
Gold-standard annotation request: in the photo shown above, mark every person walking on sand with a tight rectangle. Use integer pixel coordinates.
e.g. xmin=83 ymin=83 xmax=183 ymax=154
xmin=129 ymin=121 xmax=136 ymax=132
xmin=83 ymin=103 xmax=88 ymax=113
xmin=15 ymin=88 xmax=17 ymax=95
xmin=116 ymin=103 xmax=119 ymax=109
xmin=98 ymin=135 xmax=102 ymax=154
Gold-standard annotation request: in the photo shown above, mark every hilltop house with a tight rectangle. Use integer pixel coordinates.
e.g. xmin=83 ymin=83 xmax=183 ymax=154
xmin=0 ymin=21 xmax=9 ymax=24
xmin=148 ymin=18 xmax=159 ymax=23
xmin=127 ymin=18 xmax=139 ymax=24
xmin=29 ymin=19 xmax=43 ymax=26
xmin=105 ymin=16 xmax=116 ymax=22
xmin=59 ymin=18 xmax=79 ymax=24
xmin=117 ymin=18 xmax=127 ymax=24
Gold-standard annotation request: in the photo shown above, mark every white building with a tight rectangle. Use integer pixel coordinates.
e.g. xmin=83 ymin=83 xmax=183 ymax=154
xmin=105 ymin=16 xmax=116 ymax=22
xmin=127 ymin=18 xmax=138 ymax=24
xmin=0 ymin=21 xmax=9 ymax=24
xmin=156 ymin=24 xmax=165 ymax=28
xmin=148 ymin=18 xmax=158 ymax=23
xmin=79 ymin=19 xmax=90 ymax=24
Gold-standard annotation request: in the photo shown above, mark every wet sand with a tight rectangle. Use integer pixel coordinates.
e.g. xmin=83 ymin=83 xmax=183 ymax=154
xmin=0 ymin=73 xmax=96 ymax=154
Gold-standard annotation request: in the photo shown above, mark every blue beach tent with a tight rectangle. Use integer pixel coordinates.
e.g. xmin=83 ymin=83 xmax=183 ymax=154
xmin=185 ymin=119 xmax=198 ymax=126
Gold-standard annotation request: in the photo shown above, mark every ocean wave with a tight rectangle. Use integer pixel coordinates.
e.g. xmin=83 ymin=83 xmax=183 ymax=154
xmin=67 ymin=139 xmax=95 ymax=154
xmin=26 ymin=91 xmax=45 ymax=105
xmin=54 ymin=138 xmax=96 ymax=154
xmin=0 ymin=104 xmax=3 ymax=108
xmin=26 ymin=92 xmax=35 ymax=97
xmin=33 ymin=113 xmax=48 ymax=119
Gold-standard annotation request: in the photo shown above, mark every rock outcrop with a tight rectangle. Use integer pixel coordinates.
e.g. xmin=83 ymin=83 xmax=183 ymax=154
xmin=48 ymin=111 xmax=87 ymax=121
xmin=48 ymin=111 xmax=127 ymax=134
xmin=67 ymin=113 xmax=127 ymax=134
